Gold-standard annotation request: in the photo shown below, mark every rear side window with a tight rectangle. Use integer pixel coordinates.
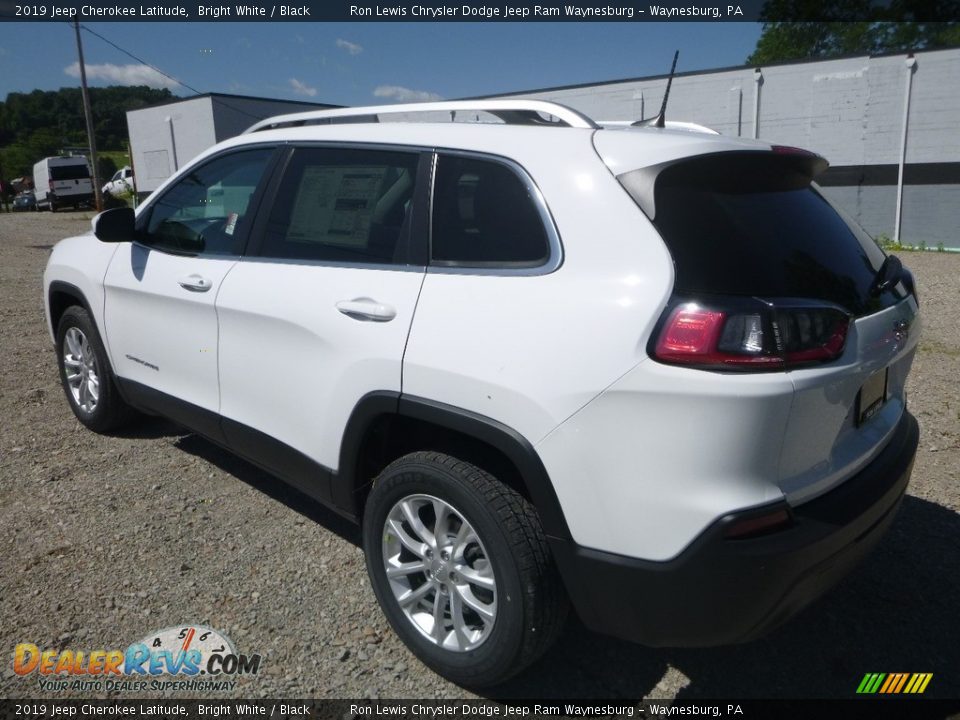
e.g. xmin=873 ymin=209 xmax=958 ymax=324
xmin=431 ymin=155 xmax=549 ymax=267
xmin=261 ymin=147 xmax=419 ymax=265
xmin=620 ymin=152 xmax=901 ymax=316
xmin=50 ymin=163 xmax=90 ymax=181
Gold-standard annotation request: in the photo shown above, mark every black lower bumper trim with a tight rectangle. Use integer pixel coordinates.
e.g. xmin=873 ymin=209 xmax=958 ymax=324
xmin=551 ymin=411 xmax=919 ymax=647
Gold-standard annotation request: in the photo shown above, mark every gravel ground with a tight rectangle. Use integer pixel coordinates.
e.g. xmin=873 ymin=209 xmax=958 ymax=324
xmin=1 ymin=210 xmax=958 ymax=702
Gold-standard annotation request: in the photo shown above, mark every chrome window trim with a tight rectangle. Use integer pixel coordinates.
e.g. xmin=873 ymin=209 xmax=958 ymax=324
xmin=139 ymin=139 xmax=564 ymax=276
xmin=427 ymin=148 xmax=564 ymax=277
xmin=235 ymin=255 xmax=426 ymax=273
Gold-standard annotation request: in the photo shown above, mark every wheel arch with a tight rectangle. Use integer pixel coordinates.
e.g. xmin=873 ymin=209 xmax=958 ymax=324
xmin=337 ymin=392 xmax=572 ymax=540
xmin=48 ymin=281 xmax=94 ymax=337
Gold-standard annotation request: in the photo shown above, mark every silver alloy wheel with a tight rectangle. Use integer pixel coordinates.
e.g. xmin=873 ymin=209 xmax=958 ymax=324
xmin=62 ymin=327 xmax=100 ymax=414
xmin=382 ymin=494 xmax=497 ymax=652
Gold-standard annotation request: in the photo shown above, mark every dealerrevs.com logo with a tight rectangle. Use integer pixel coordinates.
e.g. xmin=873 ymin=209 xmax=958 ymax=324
xmin=13 ymin=625 xmax=262 ymax=692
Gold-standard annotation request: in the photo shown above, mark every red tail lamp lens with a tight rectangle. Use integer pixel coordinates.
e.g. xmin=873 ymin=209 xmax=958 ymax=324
xmin=654 ymin=300 xmax=850 ymax=370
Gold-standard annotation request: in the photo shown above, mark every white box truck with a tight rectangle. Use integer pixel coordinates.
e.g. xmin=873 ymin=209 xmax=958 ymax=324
xmin=33 ymin=156 xmax=94 ymax=211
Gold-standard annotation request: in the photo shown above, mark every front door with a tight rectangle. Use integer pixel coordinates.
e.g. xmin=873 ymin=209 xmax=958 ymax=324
xmin=103 ymin=147 xmax=275 ymax=431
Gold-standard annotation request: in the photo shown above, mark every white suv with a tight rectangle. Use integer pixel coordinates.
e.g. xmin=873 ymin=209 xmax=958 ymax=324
xmin=44 ymin=100 xmax=921 ymax=687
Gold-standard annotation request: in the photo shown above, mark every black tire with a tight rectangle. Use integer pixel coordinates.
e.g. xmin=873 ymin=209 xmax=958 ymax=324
xmin=362 ymin=451 xmax=568 ymax=687
xmin=55 ymin=306 xmax=137 ymax=433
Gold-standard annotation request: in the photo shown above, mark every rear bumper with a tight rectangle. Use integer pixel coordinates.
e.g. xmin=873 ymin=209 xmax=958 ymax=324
xmin=550 ymin=411 xmax=919 ymax=647
xmin=49 ymin=192 xmax=94 ymax=206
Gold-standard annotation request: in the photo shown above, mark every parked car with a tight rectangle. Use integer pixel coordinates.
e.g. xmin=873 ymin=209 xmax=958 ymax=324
xmin=102 ymin=166 xmax=134 ymax=198
xmin=33 ymin=156 xmax=93 ymax=211
xmin=42 ymin=100 xmax=921 ymax=687
xmin=13 ymin=190 xmax=37 ymax=212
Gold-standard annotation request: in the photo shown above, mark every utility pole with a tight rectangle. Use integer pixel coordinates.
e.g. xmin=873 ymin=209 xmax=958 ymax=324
xmin=73 ymin=18 xmax=103 ymax=212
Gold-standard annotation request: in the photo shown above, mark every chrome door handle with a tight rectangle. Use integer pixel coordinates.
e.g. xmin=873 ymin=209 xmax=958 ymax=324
xmin=336 ymin=298 xmax=397 ymax=322
xmin=178 ymin=274 xmax=212 ymax=292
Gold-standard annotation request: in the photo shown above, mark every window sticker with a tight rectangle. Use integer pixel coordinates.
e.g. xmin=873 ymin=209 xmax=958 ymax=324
xmin=287 ymin=165 xmax=388 ymax=248
xmin=224 ymin=212 xmax=239 ymax=236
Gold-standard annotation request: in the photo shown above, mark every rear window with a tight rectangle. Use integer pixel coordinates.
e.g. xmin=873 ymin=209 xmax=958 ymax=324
xmin=50 ymin=163 xmax=90 ymax=181
xmin=619 ymin=152 xmax=903 ymax=317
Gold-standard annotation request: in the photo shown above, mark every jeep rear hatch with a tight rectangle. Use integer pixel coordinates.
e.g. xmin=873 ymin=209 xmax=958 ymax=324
xmin=607 ymin=142 xmax=921 ymax=503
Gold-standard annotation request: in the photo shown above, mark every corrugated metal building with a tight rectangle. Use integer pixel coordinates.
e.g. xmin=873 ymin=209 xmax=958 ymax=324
xmin=493 ymin=47 xmax=960 ymax=249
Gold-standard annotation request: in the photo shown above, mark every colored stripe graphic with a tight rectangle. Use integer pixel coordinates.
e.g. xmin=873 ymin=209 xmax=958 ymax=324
xmin=879 ymin=674 xmax=895 ymax=693
xmin=893 ymin=673 xmax=909 ymax=693
xmin=857 ymin=673 xmax=932 ymax=694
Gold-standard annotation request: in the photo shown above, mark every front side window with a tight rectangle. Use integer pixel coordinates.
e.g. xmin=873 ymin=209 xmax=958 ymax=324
xmin=140 ymin=148 xmax=273 ymax=256
xmin=260 ymin=147 xmax=420 ymax=265
xmin=431 ymin=155 xmax=550 ymax=267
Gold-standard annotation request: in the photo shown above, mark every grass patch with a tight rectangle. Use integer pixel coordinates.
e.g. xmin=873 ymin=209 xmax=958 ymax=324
xmin=876 ymin=234 xmax=948 ymax=253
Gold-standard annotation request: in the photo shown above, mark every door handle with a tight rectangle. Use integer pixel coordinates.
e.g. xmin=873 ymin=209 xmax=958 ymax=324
xmin=336 ymin=298 xmax=397 ymax=322
xmin=178 ymin=274 xmax=212 ymax=292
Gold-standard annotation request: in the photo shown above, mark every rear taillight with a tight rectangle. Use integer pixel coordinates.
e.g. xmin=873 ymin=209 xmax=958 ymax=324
xmin=653 ymin=298 xmax=850 ymax=371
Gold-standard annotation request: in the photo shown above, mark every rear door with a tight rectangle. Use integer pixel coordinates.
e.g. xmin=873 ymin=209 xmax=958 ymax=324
xmin=49 ymin=159 xmax=92 ymax=202
xmin=215 ymin=145 xmax=429 ymax=495
xmin=103 ymin=147 xmax=275 ymax=433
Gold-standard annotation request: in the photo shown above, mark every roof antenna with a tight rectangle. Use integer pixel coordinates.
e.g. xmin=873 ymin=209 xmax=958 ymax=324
xmin=634 ymin=50 xmax=679 ymax=128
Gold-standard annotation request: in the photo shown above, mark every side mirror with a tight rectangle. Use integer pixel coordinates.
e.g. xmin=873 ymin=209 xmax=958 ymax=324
xmin=92 ymin=207 xmax=135 ymax=243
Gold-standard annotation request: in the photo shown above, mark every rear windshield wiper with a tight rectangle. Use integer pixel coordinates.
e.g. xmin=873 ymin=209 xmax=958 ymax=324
xmin=870 ymin=254 xmax=905 ymax=297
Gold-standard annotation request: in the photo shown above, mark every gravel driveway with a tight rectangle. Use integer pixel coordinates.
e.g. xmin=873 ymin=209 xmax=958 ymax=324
xmin=1 ymin=210 xmax=957 ymax=701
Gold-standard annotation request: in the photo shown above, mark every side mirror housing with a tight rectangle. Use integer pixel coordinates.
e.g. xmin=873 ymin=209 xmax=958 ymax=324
xmin=92 ymin=207 xmax=135 ymax=243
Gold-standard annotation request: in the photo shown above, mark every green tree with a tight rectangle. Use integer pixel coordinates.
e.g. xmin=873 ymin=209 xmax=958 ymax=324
xmin=748 ymin=1 xmax=960 ymax=64
xmin=0 ymin=85 xmax=175 ymax=178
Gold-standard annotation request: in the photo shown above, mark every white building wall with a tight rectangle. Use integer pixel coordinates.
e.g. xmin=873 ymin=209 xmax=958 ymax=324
xmin=127 ymin=96 xmax=332 ymax=195
xmin=500 ymin=47 xmax=960 ymax=247
xmin=127 ymin=97 xmax=217 ymax=194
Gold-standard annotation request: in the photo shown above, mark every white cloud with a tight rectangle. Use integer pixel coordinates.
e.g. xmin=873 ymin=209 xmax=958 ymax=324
xmin=335 ymin=38 xmax=363 ymax=56
xmin=63 ymin=61 xmax=178 ymax=90
xmin=288 ymin=78 xmax=317 ymax=97
xmin=373 ymin=85 xmax=443 ymax=103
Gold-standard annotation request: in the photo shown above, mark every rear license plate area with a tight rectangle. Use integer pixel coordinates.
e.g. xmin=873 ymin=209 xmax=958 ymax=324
xmin=857 ymin=368 xmax=888 ymax=426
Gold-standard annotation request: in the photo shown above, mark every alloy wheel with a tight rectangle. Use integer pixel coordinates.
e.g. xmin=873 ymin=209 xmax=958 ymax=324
xmin=62 ymin=327 xmax=100 ymax=414
xmin=382 ymin=494 xmax=497 ymax=652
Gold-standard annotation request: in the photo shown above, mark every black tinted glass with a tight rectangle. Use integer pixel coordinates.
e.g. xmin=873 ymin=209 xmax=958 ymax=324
xmin=261 ymin=148 xmax=419 ymax=265
xmin=642 ymin=153 xmax=900 ymax=316
xmin=50 ymin=164 xmax=90 ymax=181
xmin=432 ymin=156 xmax=549 ymax=267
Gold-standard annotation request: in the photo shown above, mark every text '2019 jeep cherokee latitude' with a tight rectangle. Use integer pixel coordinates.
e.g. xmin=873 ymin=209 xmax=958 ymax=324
xmin=44 ymin=100 xmax=920 ymax=687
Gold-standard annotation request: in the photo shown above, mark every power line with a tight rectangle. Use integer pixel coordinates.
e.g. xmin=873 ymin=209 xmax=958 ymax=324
xmin=79 ymin=23 xmax=204 ymax=96
xmin=75 ymin=23 xmax=301 ymax=124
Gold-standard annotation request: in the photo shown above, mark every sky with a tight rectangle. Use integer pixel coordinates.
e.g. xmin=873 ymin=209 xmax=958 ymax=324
xmin=0 ymin=22 xmax=763 ymax=105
